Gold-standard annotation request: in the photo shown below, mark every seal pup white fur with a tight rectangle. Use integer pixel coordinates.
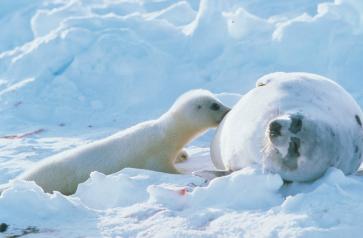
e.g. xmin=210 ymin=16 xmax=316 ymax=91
xmin=211 ymin=72 xmax=363 ymax=182
xmin=12 ymin=90 xmax=230 ymax=195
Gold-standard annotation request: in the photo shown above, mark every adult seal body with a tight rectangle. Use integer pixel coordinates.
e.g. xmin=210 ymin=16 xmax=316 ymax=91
xmin=211 ymin=72 xmax=363 ymax=182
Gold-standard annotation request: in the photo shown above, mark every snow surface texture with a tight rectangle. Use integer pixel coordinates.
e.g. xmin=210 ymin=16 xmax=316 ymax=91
xmin=1 ymin=0 xmax=363 ymax=237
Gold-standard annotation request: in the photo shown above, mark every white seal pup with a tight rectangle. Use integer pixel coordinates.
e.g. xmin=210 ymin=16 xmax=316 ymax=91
xmin=210 ymin=72 xmax=363 ymax=182
xmin=8 ymin=90 xmax=230 ymax=195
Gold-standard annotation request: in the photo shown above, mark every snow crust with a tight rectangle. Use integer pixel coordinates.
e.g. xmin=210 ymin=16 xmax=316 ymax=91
xmin=1 ymin=0 xmax=363 ymax=237
xmin=2 ymin=167 xmax=363 ymax=237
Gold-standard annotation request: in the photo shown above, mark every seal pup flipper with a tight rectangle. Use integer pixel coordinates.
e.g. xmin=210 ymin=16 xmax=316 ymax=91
xmin=175 ymin=149 xmax=188 ymax=163
xmin=192 ymin=169 xmax=232 ymax=181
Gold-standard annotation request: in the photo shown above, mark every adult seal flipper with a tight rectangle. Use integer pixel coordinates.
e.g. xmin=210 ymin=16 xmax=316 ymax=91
xmin=192 ymin=169 xmax=232 ymax=181
xmin=211 ymin=72 xmax=363 ymax=182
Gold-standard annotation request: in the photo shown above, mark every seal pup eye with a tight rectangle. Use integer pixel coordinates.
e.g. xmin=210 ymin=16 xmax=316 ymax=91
xmin=210 ymin=103 xmax=220 ymax=111
xmin=197 ymin=105 xmax=202 ymax=110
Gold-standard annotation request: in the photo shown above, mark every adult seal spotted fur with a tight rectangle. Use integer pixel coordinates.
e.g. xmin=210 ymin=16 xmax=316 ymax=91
xmin=211 ymin=72 xmax=363 ymax=182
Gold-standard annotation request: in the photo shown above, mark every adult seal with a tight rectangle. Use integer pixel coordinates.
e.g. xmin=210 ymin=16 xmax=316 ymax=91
xmin=211 ymin=72 xmax=363 ymax=182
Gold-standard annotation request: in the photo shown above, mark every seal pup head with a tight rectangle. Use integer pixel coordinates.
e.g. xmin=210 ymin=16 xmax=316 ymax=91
xmin=169 ymin=89 xmax=230 ymax=131
xmin=263 ymin=113 xmax=340 ymax=182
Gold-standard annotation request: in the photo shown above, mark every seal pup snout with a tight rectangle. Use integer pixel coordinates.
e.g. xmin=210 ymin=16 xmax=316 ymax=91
xmin=218 ymin=106 xmax=231 ymax=123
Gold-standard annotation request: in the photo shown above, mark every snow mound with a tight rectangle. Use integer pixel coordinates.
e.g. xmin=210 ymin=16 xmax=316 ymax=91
xmin=148 ymin=167 xmax=283 ymax=210
xmin=279 ymin=168 xmax=363 ymax=237
xmin=1 ymin=167 xmax=363 ymax=237
xmin=2 ymin=0 xmax=363 ymax=133
xmin=75 ymin=168 xmax=204 ymax=210
xmin=189 ymin=167 xmax=283 ymax=210
xmin=0 ymin=180 xmax=98 ymax=237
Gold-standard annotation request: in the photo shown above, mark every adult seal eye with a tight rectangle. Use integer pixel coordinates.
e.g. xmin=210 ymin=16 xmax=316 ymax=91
xmin=210 ymin=103 xmax=220 ymax=111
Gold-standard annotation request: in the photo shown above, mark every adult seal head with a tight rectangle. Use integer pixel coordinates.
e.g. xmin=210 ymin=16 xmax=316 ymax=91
xmin=211 ymin=72 xmax=363 ymax=182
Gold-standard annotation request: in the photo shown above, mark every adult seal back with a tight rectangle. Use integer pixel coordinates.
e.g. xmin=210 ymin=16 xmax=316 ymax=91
xmin=211 ymin=72 xmax=363 ymax=182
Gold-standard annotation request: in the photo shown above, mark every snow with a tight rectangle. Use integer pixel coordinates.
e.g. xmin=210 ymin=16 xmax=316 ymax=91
xmin=2 ymin=167 xmax=363 ymax=237
xmin=1 ymin=0 xmax=363 ymax=237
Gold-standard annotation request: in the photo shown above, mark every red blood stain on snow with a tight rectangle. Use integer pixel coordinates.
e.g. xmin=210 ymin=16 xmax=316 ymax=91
xmin=177 ymin=188 xmax=187 ymax=196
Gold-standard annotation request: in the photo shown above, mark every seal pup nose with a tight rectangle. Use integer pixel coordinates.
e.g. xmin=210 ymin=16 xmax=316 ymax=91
xmin=219 ymin=107 xmax=231 ymax=122
xmin=223 ymin=107 xmax=231 ymax=117
xmin=269 ymin=120 xmax=282 ymax=137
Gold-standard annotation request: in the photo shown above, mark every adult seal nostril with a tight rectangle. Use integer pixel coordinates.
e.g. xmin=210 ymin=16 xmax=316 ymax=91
xmin=289 ymin=115 xmax=303 ymax=134
xmin=269 ymin=121 xmax=282 ymax=137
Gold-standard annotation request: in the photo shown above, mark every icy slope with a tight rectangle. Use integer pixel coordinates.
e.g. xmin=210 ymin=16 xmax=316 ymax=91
xmin=1 ymin=0 xmax=363 ymax=132
xmin=1 ymin=0 xmax=363 ymax=237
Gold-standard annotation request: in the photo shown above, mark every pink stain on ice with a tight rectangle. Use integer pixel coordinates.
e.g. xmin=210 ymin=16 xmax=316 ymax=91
xmin=177 ymin=188 xmax=187 ymax=196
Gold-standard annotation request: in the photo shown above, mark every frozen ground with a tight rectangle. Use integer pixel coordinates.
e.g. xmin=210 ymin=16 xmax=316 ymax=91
xmin=1 ymin=0 xmax=363 ymax=237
